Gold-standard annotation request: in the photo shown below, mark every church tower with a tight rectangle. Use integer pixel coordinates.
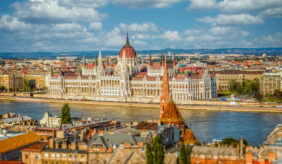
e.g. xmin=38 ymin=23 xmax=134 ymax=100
xmin=160 ymin=57 xmax=170 ymax=117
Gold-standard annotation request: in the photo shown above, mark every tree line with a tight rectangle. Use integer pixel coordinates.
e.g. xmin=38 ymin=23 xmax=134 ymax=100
xmin=228 ymin=78 xmax=260 ymax=95
xmin=146 ymin=135 xmax=191 ymax=164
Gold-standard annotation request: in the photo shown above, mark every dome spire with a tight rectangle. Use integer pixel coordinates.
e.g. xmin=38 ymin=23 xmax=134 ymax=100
xmin=126 ymin=31 xmax=130 ymax=45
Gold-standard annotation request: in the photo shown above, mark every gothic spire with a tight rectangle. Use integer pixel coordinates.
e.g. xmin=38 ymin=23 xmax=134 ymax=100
xmin=126 ymin=32 xmax=130 ymax=45
xmin=160 ymin=58 xmax=170 ymax=118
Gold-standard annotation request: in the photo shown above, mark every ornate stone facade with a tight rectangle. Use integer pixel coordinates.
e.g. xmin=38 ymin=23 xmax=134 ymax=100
xmin=46 ymin=35 xmax=217 ymax=102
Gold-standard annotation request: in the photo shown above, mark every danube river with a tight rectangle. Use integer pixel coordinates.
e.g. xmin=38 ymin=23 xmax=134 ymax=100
xmin=1 ymin=99 xmax=281 ymax=146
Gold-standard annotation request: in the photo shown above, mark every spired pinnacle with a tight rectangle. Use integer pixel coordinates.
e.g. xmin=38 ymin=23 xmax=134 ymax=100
xmin=126 ymin=32 xmax=130 ymax=45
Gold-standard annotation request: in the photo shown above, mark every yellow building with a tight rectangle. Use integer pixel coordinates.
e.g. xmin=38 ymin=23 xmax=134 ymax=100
xmin=215 ymin=70 xmax=264 ymax=92
xmin=260 ymin=72 xmax=282 ymax=97
xmin=0 ymin=74 xmax=23 ymax=92
xmin=24 ymin=73 xmax=46 ymax=90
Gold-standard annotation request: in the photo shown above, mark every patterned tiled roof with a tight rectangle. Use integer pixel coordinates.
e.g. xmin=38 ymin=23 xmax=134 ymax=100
xmin=183 ymin=128 xmax=198 ymax=145
xmin=160 ymin=99 xmax=185 ymax=125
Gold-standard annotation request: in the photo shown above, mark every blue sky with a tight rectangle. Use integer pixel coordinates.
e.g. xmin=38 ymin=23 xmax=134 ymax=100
xmin=0 ymin=0 xmax=281 ymax=52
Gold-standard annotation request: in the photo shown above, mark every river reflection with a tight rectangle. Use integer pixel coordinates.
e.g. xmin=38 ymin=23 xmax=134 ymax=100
xmin=0 ymin=99 xmax=281 ymax=146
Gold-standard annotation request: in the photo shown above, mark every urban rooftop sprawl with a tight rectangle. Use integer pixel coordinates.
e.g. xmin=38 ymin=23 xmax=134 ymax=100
xmin=0 ymin=34 xmax=281 ymax=164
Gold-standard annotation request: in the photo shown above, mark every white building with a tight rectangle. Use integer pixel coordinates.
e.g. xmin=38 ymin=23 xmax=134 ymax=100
xmin=39 ymin=112 xmax=61 ymax=127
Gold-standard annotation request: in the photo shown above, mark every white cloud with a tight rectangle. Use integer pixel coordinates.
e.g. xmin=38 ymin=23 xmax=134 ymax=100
xmin=13 ymin=0 xmax=105 ymax=24
xmin=254 ymin=32 xmax=282 ymax=47
xmin=60 ymin=0 xmax=108 ymax=8
xmin=188 ymin=0 xmax=217 ymax=9
xmin=183 ymin=26 xmax=254 ymax=48
xmin=112 ymin=0 xmax=183 ymax=8
xmin=52 ymin=23 xmax=85 ymax=32
xmin=0 ymin=15 xmax=32 ymax=32
xmin=117 ymin=23 xmax=158 ymax=33
xmin=218 ymin=0 xmax=282 ymax=13
xmin=260 ymin=7 xmax=282 ymax=18
xmin=103 ymin=22 xmax=158 ymax=47
xmin=133 ymin=40 xmax=147 ymax=46
xmin=89 ymin=22 xmax=103 ymax=31
xmin=128 ymin=23 xmax=158 ymax=32
xmin=199 ymin=14 xmax=263 ymax=25
xmin=159 ymin=30 xmax=181 ymax=41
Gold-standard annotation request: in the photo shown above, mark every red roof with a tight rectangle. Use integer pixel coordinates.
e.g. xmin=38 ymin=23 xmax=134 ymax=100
xmin=22 ymin=142 xmax=47 ymax=152
xmin=119 ymin=45 xmax=136 ymax=58
xmin=175 ymin=74 xmax=187 ymax=80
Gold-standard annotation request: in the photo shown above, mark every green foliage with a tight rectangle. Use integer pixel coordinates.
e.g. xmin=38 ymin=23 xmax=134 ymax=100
xmin=228 ymin=78 xmax=260 ymax=95
xmin=146 ymin=144 xmax=153 ymax=164
xmin=254 ymin=93 xmax=263 ymax=101
xmin=23 ymin=79 xmax=31 ymax=92
xmin=153 ymin=135 xmax=164 ymax=164
xmin=273 ymin=90 xmax=282 ymax=100
xmin=146 ymin=135 xmax=164 ymax=164
xmin=61 ymin=103 xmax=71 ymax=124
xmin=221 ymin=137 xmax=248 ymax=147
xmin=0 ymin=86 xmax=7 ymax=92
xmin=178 ymin=144 xmax=191 ymax=164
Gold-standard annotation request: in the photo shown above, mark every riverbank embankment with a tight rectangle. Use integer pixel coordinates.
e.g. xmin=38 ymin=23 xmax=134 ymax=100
xmin=0 ymin=95 xmax=281 ymax=113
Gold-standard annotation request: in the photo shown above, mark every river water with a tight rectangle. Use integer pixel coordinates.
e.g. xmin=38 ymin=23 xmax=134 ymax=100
xmin=1 ymin=99 xmax=281 ymax=146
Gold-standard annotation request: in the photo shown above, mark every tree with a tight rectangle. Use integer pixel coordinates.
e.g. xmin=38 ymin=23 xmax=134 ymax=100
xmin=23 ymin=79 xmax=31 ymax=92
xmin=229 ymin=80 xmax=237 ymax=92
xmin=178 ymin=144 xmax=191 ymax=164
xmin=146 ymin=144 xmax=153 ymax=164
xmin=273 ymin=89 xmax=282 ymax=100
xmin=146 ymin=135 xmax=164 ymax=164
xmin=153 ymin=135 xmax=164 ymax=164
xmin=254 ymin=93 xmax=263 ymax=101
xmin=0 ymin=86 xmax=6 ymax=92
xmin=221 ymin=137 xmax=248 ymax=147
xmin=61 ymin=103 xmax=71 ymax=124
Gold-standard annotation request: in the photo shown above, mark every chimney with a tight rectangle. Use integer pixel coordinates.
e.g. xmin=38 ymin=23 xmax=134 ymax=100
xmin=259 ymin=158 xmax=265 ymax=164
xmin=49 ymin=138 xmax=54 ymax=149
xmin=78 ymin=143 xmax=87 ymax=150
xmin=98 ymin=130 xmax=104 ymax=136
xmin=239 ymin=138 xmax=244 ymax=158
xmin=80 ymin=131 xmax=85 ymax=142
xmin=268 ymin=152 xmax=275 ymax=163
xmin=70 ymin=142 xmax=76 ymax=150
xmin=62 ymin=143 xmax=67 ymax=149
xmin=245 ymin=152 xmax=253 ymax=164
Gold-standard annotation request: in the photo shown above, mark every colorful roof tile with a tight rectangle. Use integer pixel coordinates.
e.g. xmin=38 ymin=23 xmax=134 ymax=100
xmin=160 ymin=99 xmax=185 ymax=125
xmin=183 ymin=128 xmax=198 ymax=145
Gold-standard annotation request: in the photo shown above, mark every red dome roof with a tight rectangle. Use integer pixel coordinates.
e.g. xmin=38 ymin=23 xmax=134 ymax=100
xmin=118 ymin=33 xmax=136 ymax=58
xmin=119 ymin=45 xmax=136 ymax=58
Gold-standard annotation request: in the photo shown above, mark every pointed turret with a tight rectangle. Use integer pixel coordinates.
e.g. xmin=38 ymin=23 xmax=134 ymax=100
xmin=160 ymin=57 xmax=170 ymax=117
xmin=148 ymin=54 xmax=152 ymax=66
xmin=173 ymin=54 xmax=177 ymax=66
xmin=160 ymin=99 xmax=185 ymax=125
xmin=126 ymin=32 xmax=130 ymax=45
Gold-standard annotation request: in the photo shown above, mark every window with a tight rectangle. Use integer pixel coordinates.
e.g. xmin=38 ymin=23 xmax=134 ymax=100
xmin=44 ymin=153 xmax=49 ymax=157
xmin=56 ymin=154 xmax=60 ymax=158
xmin=62 ymin=154 xmax=67 ymax=158
xmin=34 ymin=155 xmax=38 ymax=160
xmin=25 ymin=154 xmax=29 ymax=159
xmin=51 ymin=154 xmax=55 ymax=157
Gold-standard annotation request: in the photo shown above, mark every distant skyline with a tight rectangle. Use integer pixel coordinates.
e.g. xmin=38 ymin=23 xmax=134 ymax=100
xmin=0 ymin=0 xmax=281 ymax=52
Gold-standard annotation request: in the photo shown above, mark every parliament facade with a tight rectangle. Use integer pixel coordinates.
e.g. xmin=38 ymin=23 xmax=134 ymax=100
xmin=46 ymin=35 xmax=217 ymax=103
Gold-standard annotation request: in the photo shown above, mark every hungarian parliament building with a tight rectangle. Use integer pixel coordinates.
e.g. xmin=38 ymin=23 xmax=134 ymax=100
xmin=46 ymin=35 xmax=217 ymax=103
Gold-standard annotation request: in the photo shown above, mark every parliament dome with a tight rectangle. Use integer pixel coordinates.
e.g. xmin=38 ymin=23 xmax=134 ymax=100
xmin=119 ymin=33 xmax=136 ymax=59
